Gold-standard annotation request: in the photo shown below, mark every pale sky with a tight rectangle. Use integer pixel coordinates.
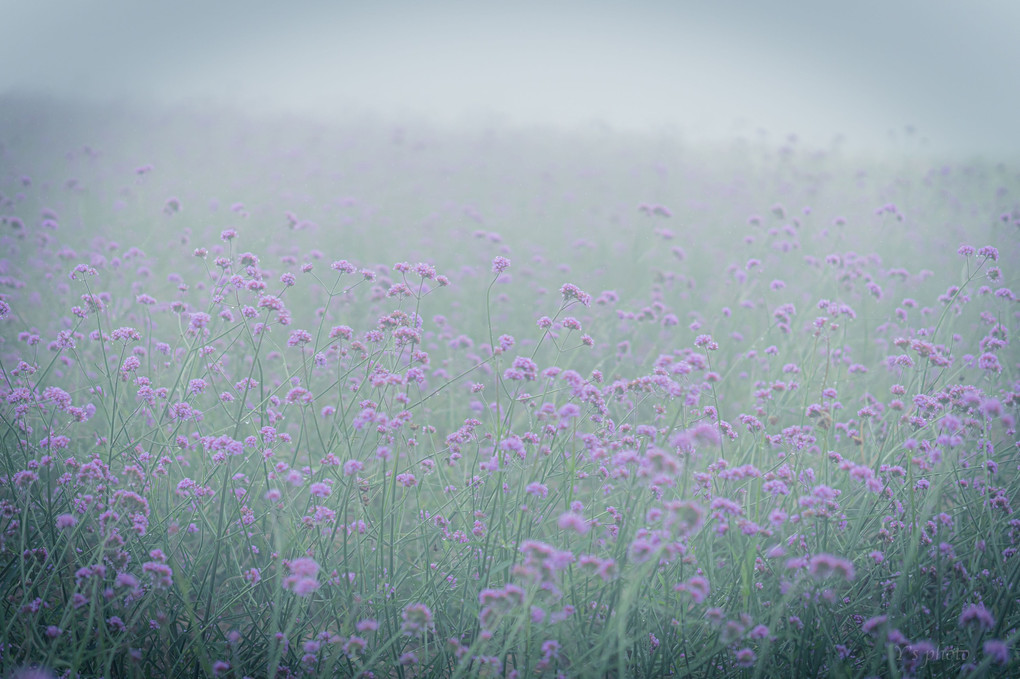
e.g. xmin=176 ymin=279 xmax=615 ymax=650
xmin=2 ymin=0 xmax=1019 ymax=157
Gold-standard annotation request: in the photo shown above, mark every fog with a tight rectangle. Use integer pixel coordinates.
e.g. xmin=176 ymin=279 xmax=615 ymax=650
xmin=2 ymin=0 xmax=1019 ymax=158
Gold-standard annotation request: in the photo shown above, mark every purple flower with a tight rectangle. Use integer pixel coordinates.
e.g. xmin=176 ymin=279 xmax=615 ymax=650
xmin=356 ymin=618 xmax=379 ymax=632
xmin=400 ymin=603 xmax=434 ymax=636
xmin=557 ymin=511 xmax=589 ymax=534
xmin=111 ymin=326 xmax=141 ymax=342
xmin=983 ymin=639 xmax=1010 ymax=665
xmin=959 ymin=603 xmax=995 ymax=630
xmin=309 ymin=482 xmax=331 ymax=498
xmin=142 ymin=561 xmax=173 ymax=589
xmin=560 ymin=283 xmax=591 ymax=307
xmin=287 ymin=329 xmax=313 ymax=346
xmin=978 ymin=352 xmax=1002 ymax=373
xmin=115 ymin=572 xmax=139 ymax=590
xmin=283 ymin=558 xmax=320 ymax=597
xmin=861 ymin=615 xmax=887 ymax=635
xmin=694 ymin=334 xmax=719 ymax=351
xmin=525 ymin=482 xmax=548 ymax=498
xmin=288 ymin=577 xmax=319 ymax=597
xmin=628 ymin=537 xmax=658 ymax=563
xmin=807 ymin=553 xmax=855 ymax=581
xmin=977 ymin=245 xmax=999 ymax=261
xmin=675 ymin=575 xmax=710 ymax=604
xmin=289 ymin=557 xmax=318 ymax=577
xmin=734 ymin=648 xmax=756 ymax=668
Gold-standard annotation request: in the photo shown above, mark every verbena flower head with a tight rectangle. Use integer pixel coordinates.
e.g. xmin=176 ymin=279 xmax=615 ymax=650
xmin=959 ymin=602 xmax=995 ymax=630
xmin=400 ymin=603 xmax=434 ymax=636
xmin=557 ymin=511 xmax=589 ymax=534
xmin=983 ymin=640 xmax=1010 ymax=666
xmin=676 ymin=575 xmax=711 ymax=604
xmin=735 ymin=648 xmax=756 ymax=668
xmin=283 ymin=557 xmax=320 ymax=597
xmin=807 ymin=553 xmax=855 ymax=581
xmin=560 ymin=283 xmax=591 ymax=307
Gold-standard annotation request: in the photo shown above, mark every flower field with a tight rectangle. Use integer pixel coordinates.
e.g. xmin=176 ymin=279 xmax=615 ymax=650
xmin=0 ymin=101 xmax=1017 ymax=678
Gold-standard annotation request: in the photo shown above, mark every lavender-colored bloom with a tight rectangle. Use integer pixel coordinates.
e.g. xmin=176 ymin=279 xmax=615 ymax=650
xmin=142 ymin=561 xmax=173 ymax=589
xmin=111 ymin=326 xmax=142 ymax=342
xmin=628 ymin=537 xmax=658 ymax=563
xmin=676 ymin=575 xmax=710 ymax=604
xmin=309 ymin=482 xmax=331 ymax=498
xmin=734 ymin=648 xmax=756 ymax=668
xmin=287 ymin=329 xmax=313 ymax=346
xmin=560 ymin=283 xmax=591 ymax=307
xmin=400 ymin=603 xmax=434 ymax=635
xmin=959 ymin=602 xmax=995 ymax=630
xmin=694 ymin=334 xmax=719 ymax=350
xmin=289 ymin=577 xmax=319 ymax=597
xmin=282 ymin=557 xmax=320 ymax=597
xmin=976 ymin=245 xmax=999 ymax=261
xmin=356 ymin=618 xmax=379 ymax=632
xmin=977 ymin=352 xmax=1002 ymax=373
xmin=861 ymin=615 xmax=887 ymax=634
xmin=557 ymin=511 xmax=589 ymax=534
xmin=525 ymin=482 xmax=548 ymax=498
xmin=983 ymin=640 xmax=1010 ymax=665
xmin=807 ymin=553 xmax=855 ymax=581
xmin=115 ymin=572 xmax=139 ymax=590
xmin=289 ymin=557 xmax=319 ymax=577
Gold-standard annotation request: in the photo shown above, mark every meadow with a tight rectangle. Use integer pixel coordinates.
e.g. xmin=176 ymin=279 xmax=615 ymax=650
xmin=0 ymin=99 xmax=1017 ymax=678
